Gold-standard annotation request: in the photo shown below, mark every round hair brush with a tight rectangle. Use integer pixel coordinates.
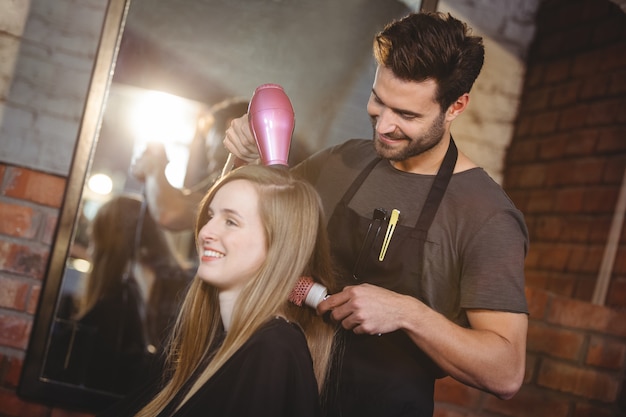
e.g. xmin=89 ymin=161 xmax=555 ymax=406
xmin=288 ymin=276 xmax=328 ymax=309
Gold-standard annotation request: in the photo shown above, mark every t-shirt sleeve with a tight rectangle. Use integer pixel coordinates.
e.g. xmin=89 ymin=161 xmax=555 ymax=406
xmin=460 ymin=208 xmax=529 ymax=313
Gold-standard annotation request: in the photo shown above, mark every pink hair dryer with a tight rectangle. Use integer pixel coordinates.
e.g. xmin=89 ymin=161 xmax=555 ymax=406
xmin=248 ymin=83 xmax=295 ymax=167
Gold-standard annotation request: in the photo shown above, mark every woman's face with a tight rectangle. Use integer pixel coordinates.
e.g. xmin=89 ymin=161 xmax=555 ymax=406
xmin=197 ymin=179 xmax=267 ymax=293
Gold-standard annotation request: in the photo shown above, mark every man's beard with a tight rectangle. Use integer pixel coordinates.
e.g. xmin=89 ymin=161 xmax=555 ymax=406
xmin=372 ymin=111 xmax=446 ymax=162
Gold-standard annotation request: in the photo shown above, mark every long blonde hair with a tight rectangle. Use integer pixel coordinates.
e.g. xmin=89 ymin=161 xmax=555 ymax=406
xmin=136 ymin=165 xmax=338 ymax=416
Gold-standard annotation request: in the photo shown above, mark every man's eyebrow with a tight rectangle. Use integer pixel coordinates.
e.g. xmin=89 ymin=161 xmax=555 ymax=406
xmin=371 ymin=88 xmax=423 ymax=118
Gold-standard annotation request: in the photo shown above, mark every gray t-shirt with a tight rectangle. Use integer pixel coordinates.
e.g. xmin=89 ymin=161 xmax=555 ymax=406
xmin=295 ymin=139 xmax=529 ymax=327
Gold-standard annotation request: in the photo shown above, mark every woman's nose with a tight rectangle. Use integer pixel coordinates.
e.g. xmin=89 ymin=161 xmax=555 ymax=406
xmin=198 ymin=221 xmax=217 ymax=241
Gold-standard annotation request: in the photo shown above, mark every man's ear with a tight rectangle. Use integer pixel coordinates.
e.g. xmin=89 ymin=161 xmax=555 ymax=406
xmin=445 ymin=93 xmax=470 ymax=122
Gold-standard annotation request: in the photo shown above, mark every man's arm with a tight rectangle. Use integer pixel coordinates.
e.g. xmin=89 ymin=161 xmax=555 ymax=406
xmin=132 ymin=142 xmax=204 ymax=231
xmin=318 ymin=284 xmax=527 ymax=399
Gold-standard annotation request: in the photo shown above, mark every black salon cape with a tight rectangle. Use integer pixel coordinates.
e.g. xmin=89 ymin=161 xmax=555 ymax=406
xmin=98 ymin=317 xmax=321 ymax=417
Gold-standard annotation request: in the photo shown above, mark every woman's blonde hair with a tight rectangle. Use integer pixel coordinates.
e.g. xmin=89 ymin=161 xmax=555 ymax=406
xmin=136 ymin=165 xmax=338 ymax=416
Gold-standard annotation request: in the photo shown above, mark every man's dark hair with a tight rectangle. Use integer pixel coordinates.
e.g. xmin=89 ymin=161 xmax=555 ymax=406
xmin=373 ymin=12 xmax=484 ymax=111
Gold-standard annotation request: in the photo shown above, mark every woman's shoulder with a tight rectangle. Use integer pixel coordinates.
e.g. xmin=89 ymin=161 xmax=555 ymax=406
xmin=251 ymin=317 xmax=307 ymax=347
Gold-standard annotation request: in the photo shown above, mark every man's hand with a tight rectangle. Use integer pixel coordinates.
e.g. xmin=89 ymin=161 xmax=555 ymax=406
xmin=223 ymin=114 xmax=261 ymax=164
xmin=131 ymin=142 xmax=168 ymax=182
xmin=317 ymin=284 xmax=412 ymax=336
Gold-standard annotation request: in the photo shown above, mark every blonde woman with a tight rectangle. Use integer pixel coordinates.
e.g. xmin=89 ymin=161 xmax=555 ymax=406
xmin=99 ymin=165 xmax=338 ymax=417
xmin=72 ymin=195 xmax=190 ymax=395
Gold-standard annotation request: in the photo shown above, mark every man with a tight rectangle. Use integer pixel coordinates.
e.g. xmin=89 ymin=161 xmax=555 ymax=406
xmin=225 ymin=12 xmax=528 ymax=417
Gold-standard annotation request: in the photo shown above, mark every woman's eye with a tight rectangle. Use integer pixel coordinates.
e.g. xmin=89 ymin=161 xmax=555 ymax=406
xmin=225 ymin=218 xmax=238 ymax=227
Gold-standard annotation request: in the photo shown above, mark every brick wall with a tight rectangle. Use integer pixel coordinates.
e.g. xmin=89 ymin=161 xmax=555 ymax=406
xmin=0 ymin=165 xmax=95 ymax=417
xmin=435 ymin=287 xmax=626 ymax=416
xmin=434 ymin=0 xmax=626 ymax=415
xmin=505 ymin=0 xmax=626 ymax=307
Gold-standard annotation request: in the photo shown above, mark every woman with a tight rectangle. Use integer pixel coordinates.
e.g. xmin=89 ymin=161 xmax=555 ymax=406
xmin=73 ymin=195 xmax=191 ymax=395
xmin=102 ymin=165 xmax=338 ymax=417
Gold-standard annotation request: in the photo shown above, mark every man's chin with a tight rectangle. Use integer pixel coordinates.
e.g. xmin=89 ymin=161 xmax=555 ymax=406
xmin=374 ymin=139 xmax=405 ymax=160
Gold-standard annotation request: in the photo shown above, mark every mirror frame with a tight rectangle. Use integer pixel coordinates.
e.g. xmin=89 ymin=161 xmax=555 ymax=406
xmin=18 ymin=0 xmax=131 ymax=411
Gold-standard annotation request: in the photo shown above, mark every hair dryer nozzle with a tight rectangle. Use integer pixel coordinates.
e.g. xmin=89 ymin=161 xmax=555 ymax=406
xmin=248 ymin=84 xmax=295 ymax=167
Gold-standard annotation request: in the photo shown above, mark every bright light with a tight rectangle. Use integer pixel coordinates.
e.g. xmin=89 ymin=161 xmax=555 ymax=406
xmin=87 ymin=173 xmax=113 ymax=195
xmin=129 ymin=90 xmax=200 ymax=188
xmin=70 ymin=258 xmax=91 ymax=273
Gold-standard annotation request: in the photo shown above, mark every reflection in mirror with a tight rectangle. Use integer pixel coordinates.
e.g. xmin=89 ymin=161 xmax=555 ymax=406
xmin=20 ymin=0 xmax=426 ymax=413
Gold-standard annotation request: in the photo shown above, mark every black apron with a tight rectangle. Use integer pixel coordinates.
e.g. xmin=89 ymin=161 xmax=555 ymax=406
xmin=324 ymin=139 xmax=457 ymax=417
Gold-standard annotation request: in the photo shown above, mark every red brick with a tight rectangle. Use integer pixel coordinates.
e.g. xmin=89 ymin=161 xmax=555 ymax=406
xmin=573 ymin=403 xmax=614 ymax=417
xmin=599 ymin=42 xmax=626 ymax=72
xmin=545 ymin=275 xmax=575 ymax=298
xmin=609 ymin=69 xmax=626 ymax=95
xmin=585 ymin=335 xmax=626 ymax=370
xmin=526 ymin=287 xmax=551 ymax=320
xmin=514 ymin=115 xmax=533 ymax=137
xmin=0 ymin=388 xmax=50 ymax=417
xmin=559 ymin=104 xmax=589 ymax=130
xmin=526 ymin=193 xmax=554 ymax=214
xmin=548 ymin=159 xmax=605 ymax=187
xmin=586 ymin=98 xmax=622 ymax=126
xmin=561 ymin=218 xmax=594 ymax=243
xmin=525 ymin=63 xmax=544 ymax=88
xmin=532 ymin=216 xmax=564 ymax=241
xmin=597 ymin=127 xmax=626 ymax=153
xmin=582 ymin=186 xmax=618 ymax=213
xmin=572 ymin=277 xmax=596 ymax=303
xmin=433 ymin=406 xmax=473 ymax=417
xmin=434 ymin=377 xmax=482 ymax=408
xmin=0 ymin=241 xmax=49 ymax=280
xmin=550 ymin=80 xmax=581 ymax=107
xmin=483 ymin=385 xmax=570 ymax=417
xmin=537 ymin=358 xmax=619 ymax=402
xmin=538 ymin=245 xmax=570 ymax=271
xmin=524 ymin=270 xmax=549 ymax=289
xmin=531 ymin=111 xmax=560 ymax=135
xmin=27 ymin=284 xmax=41 ymax=315
xmin=580 ymin=73 xmax=611 ymax=99
xmin=508 ymin=140 xmax=539 ymax=163
xmin=553 ymin=188 xmax=585 ymax=213
xmin=0 ymin=203 xmax=42 ymax=239
xmin=563 ymin=129 xmax=598 ymax=156
xmin=572 ymin=50 xmax=602 ymax=77
xmin=606 ymin=277 xmax=626 ymax=308
xmin=524 ymin=353 xmax=537 ymax=383
xmin=538 ymin=134 xmax=567 ymax=160
xmin=0 ymin=277 xmax=30 ymax=311
xmin=577 ymin=245 xmax=604 ymax=274
xmin=0 ymin=314 xmax=32 ymax=349
xmin=527 ymin=322 xmax=585 ymax=360
xmin=42 ymin=211 xmax=59 ymax=245
xmin=613 ymin=249 xmax=626 ymax=275
xmin=4 ymin=355 xmax=23 ymax=389
xmin=602 ymin=156 xmax=626 ymax=183
xmin=544 ymin=58 xmax=572 ymax=83
xmin=523 ymin=87 xmax=552 ymax=112
xmin=2 ymin=167 xmax=66 ymax=208
xmin=547 ymin=296 xmax=626 ymax=337
xmin=519 ymin=164 xmax=548 ymax=188
xmin=50 ymin=408 xmax=95 ymax=417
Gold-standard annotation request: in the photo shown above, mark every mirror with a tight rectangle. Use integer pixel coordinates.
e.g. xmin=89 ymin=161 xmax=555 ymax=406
xmin=19 ymin=0 xmax=427 ymax=412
